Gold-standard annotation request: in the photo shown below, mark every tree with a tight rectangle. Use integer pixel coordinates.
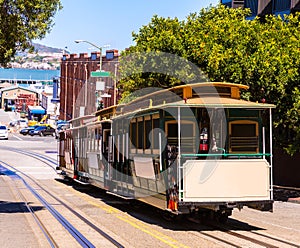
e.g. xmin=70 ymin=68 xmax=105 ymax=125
xmin=0 ymin=0 xmax=62 ymax=67
xmin=119 ymin=15 xmax=208 ymax=101
xmin=184 ymin=6 xmax=300 ymax=154
xmin=258 ymin=14 xmax=300 ymax=154
xmin=120 ymin=4 xmax=300 ymax=154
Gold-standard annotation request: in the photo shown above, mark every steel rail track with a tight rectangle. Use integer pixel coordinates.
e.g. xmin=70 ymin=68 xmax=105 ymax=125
xmin=101 ymin=196 xmax=299 ymax=248
xmin=1 ymin=146 xmax=125 ymax=248
xmin=0 ymin=161 xmax=96 ymax=248
xmin=185 ymin=216 xmax=278 ymax=248
xmin=1 ymin=165 xmax=58 ymax=248
xmin=6 ymin=146 xmax=299 ymax=247
xmin=225 ymin=219 xmax=300 ymax=248
xmin=189 ymin=231 xmax=244 ymax=248
xmin=0 ymin=146 xmax=58 ymax=170
xmin=218 ymin=223 xmax=300 ymax=248
xmin=188 ymin=216 xmax=300 ymax=248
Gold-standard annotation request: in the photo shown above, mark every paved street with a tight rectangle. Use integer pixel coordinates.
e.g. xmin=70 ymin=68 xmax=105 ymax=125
xmin=0 ymin=109 xmax=19 ymax=125
xmin=0 ymin=109 xmax=57 ymax=142
xmin=1 ymin=108 xmax=300 ymax=247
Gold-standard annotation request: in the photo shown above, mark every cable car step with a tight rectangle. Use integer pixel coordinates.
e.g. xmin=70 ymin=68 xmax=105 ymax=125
xmin=73 ymin=178 xmax=90 ymax=185
xmin=106 ymin=191 xmax=134 ymax=200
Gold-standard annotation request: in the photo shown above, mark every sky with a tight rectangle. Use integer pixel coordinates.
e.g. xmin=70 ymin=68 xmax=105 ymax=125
xmin=35 ymin=0 xmax=219 ymax=54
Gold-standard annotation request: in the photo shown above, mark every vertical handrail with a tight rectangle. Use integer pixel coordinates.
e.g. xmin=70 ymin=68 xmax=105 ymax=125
xmin=177 ymin=107 xmax=182 ymax=200
xmin=263 ymin=127 xmax=265 ymax=160
xmin=159 ymin=132 xmax=163 ymax=172
xmin=269 ymin=108 xmax=273 ymax=200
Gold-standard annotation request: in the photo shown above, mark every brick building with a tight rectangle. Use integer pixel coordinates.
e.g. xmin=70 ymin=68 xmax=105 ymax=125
xmin=59 ymin=49 xmax=119 ymax=120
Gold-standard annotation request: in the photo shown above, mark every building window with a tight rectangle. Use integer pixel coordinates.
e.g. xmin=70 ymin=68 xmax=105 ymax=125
xmin=274 ymin=0 xmax=291 ymax=12
xmin=106 ymin=51 xmax=114 ymax=60
xmin=221 ymin=0 xmax=232 ymax=8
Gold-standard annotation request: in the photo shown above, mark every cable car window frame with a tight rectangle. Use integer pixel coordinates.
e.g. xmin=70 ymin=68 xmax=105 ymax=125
xmin=165 ymin=119 xmax=197 ymax=153
xmin=229 ymin=120 xmax=259 ymax=153
xmin=130 ymin=119 xmax=137 ymax=154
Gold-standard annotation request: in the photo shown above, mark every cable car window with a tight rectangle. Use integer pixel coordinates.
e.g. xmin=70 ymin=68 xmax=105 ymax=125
xmin=229 ymin=121 xmax=258 ymax=153
xmin=232 ymin=124 xmax=256 ymax=137
xmin=145 ymin=119 xmax=151 ymax=149
xmin=168 ymin=123 xmax=178 ymax=137
xmin=181 ymin=124 xmax=193 ymax=137
xmin=181 ymin=123 xmax=195 ymax=153
xmin=153 ymin=118 xmax=159 ymax=149
xmin=137 ymin=120 xmax=144 ymax=149
xmin=167 ymin=123 xmax=178 ymax=147
xmin=130 ymin=121 xmax=137 ymax=150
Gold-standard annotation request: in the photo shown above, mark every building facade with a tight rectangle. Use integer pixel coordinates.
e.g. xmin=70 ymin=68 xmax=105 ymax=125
xmin=0 ymin=86 xmax=39 ymax=111
xmin=221 ymin=0 xmax=300 ymax=18
xmin=59 ymin=50 xmax=119 ymax=121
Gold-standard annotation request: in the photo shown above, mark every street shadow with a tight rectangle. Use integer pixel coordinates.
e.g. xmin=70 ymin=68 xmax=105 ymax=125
xmin=55 ymin=178 xmax=265 ymax=232
xmin=0 ymin=201 xmax=44 ymax=213
xmin=273 ymin=188 xmax=300 ymax=201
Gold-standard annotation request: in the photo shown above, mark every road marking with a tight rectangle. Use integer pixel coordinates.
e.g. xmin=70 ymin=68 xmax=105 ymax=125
xmin=70 ymin=190 xmax=189 ymax=248
xmin=12 ymin=134 xmax=23 ymax=141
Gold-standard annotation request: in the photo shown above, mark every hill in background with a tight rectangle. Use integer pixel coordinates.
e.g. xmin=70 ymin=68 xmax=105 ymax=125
xmin=32 ymin=43 xmax=64 ymax=54
xmin=12 ymin=43 xmax=65 ymax=70
xmin=16 ymin=43 xmax=67 ymax=56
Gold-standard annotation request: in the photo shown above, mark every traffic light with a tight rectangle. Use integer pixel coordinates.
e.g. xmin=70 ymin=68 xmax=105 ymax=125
xmin=97 ymin=100 xmax=104 ymax=111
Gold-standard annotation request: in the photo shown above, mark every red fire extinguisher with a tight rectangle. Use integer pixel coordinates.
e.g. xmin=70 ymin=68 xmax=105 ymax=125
xmin=199 ymin=128 xmax=208 ymax=151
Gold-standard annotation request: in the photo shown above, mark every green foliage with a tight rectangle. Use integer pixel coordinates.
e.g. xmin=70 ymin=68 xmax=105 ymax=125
xmin=120 ymin=4 xmax=300 ymax=154
xmin=119 ymin=16 xmax=183 ymax=97
xmin=119 ymin=15 xmax=208 ymax=99
xmin=0 ymin=0 xmax=62 ymax=67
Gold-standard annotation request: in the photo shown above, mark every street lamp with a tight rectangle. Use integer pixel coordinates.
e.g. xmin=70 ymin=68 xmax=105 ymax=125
xmin=75 ymin=40 xmax=110 ymax=113
xmin=74 ymin=40 xmax=109 ymax=71
xmin=114 ymin=63 xmax=118 ymax=106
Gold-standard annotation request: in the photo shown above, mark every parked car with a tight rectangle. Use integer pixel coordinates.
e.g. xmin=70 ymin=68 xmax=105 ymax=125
xmin=0 ymin=125 xmax=9 ymax=140
xmin=29 ymin=125 xmax=55 ymax=136
xmin=9 ymin=120 xmax=18 ymax=127
xmin=19 ymin=125 xmax=40 ymax=135
xmin=9 ymin=119 xmax=27 ymax=128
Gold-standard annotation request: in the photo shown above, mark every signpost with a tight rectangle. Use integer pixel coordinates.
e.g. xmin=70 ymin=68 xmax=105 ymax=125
xmin=91 ymin=71 xmax=110 ymax=77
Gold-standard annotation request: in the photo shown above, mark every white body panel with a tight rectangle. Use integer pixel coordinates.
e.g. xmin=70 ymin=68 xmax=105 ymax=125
xmin=87 ymin=152 xmax=99 ymax=169
xmin=182 ymin=159 xmax=270 ymax=202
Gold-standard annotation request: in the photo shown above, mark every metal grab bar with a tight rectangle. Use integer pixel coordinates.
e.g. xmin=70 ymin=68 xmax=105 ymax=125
xmin=181 ymin=153 xmax=271 ymax=158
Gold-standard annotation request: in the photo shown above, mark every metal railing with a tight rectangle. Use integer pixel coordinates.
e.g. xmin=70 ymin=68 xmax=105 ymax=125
xmin=180 ymin=153 xmax=271 ymax=158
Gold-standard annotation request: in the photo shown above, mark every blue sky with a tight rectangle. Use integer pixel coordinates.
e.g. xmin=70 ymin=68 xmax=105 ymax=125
xmin=35 ymin=0 xmax=219 ymax=54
